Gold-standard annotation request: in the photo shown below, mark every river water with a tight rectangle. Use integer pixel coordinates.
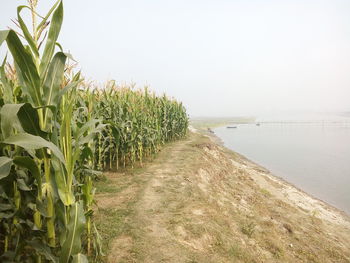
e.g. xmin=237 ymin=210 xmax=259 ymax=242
xmin=214 ymin=118 xmax=350 ymax=214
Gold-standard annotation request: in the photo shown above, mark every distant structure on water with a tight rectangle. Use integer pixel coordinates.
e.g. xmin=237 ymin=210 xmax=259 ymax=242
xmin=207 ymin=128 xmax=214 ymax=133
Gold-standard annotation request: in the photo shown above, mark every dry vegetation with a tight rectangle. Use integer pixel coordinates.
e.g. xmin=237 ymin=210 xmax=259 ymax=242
xmin=95 ymin=131 xmax=350 ymax=263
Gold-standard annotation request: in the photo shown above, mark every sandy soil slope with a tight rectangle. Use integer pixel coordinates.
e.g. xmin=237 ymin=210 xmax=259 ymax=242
xmin=95 ymin=132 xmax=350 ymax=263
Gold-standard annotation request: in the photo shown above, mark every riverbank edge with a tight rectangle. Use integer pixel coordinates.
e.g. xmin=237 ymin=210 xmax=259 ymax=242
xmin=95 ymin=128 xmax=350 ymax=262
xmin=190 ymin=125 xmax=350 ymax=225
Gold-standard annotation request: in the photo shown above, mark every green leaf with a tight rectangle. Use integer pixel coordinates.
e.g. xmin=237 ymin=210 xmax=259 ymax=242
xmin=28 ymin=239 xmax=58 ymax=262
xmin=0 ymin=56 xmax=13 ymax=104
xmin=5 ymin=30 xmax=42 ymax=106
xmin=17 ymin=178 xmax=31 ymax=191
xmin=0 ymin=204 xmax=12 ymax=211
xmin=17 ymin=6 xmax=40 ymax=58
xmin=0 ymin=211 xmax=15 ymax=219
xmin=3 ymin=133 xmax=65 ymax=164
xmin=0 ymin=30 xmax=9 ymax=46
xmin=93 ymin=223 xmax=105 ymax=257
xmin=75 ymin=119 xmax=101 ymax=140
xmin=78 ymin=123 xmax=106 ymax=145
xmin=59 ymin=201 xmax=86 ymax=263
xmin=36 ymin=0 xmax=60 ymax=33
xmin=40 ymin=0 xmax=63 ymax=79
xmin=0 ymin=156 xmax=13 ymax=180
xmin=72 ymin=253 xmax=88 ymax=263
xmin=52 ymin=158 xmax=75 ymax=206
xmin=13 ymin=156 xmax=42 ymax=195
xmin=0 ymin=103 xmax=24 ymax=139
xmin=43 ymin=52 xmax=67 ymax=107
xmin=17 ymin=103 xmax=47 ymax=138
xmin=57 ymin=79 xmax=82 ymax=103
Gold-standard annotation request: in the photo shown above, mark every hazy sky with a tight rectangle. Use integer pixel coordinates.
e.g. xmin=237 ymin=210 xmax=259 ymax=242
xmin=1 ymin=0 xmax=350 ymax=117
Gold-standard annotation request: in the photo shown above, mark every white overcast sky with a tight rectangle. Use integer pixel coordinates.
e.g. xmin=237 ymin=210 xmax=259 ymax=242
xmin=1 ymin=0 xmax=350 ymax=117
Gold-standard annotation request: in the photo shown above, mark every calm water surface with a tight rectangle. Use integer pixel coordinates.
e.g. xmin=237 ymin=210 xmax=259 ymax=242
xmin=214 ymin=122 xmax=350 ymax=214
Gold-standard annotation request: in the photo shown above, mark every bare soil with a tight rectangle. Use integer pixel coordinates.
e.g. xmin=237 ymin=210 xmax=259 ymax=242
xmin=95 ymin=132 xmax=350 ymax=263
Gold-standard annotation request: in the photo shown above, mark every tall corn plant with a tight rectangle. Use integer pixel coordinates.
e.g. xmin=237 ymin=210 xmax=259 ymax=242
xmin=0 ymin=1 xmax=91 ymax=261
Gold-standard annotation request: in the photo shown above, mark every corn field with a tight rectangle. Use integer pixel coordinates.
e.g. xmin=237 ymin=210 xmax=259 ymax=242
xmin=0 ymin=1 xmax=188 ymax=262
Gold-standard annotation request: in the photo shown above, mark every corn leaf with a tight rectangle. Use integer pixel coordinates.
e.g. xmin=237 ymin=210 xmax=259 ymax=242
xmin=57 ymin=79 xmax=82 ymax=103
xmin=43 ymin=52 xmax=67 ymax=107
xmin=5 ymin=30 xmax=42 ymax=106
xmin=59 ymin=201 xmax=86 ymax=263
xmin=17 ymin=6 xmax=39 ymax=58
xmin=0 ymin=156 xmax=13 ymax=180
xmin=17 ymin=103 xmax=47 ymax=138
xmin=0 ymin=56 xmax=13 ymax=104
xmin=72 ymin=253 xmax=88 ymax=263
xmin=40 ymin=0 xmax=63 ymax=79
xmin=0 ymin=30 xmax=9 ymax=46
xmin=3 ymin=133 xmax=65 ymax=164
xmin=0 ymin=103 xmax=24 ymax=139
xmin=36 ymin=0 xmax=61 ymax=33
xmin=27 ymin=239 xmax=58 ymax=262
xmin=13 ymin=156 xmax=42 ymax=195
xmin=52 ymin=158 xmax=75 ymax=206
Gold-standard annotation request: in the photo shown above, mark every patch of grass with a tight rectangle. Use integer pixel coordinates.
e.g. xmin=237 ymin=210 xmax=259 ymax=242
xmin=184 ymin=222 xmax=207 ymax=238
xmin=94 ymin=172 xmax=143 ymax=261
xmin=264 ymin=238 xmax=285 ymax=259
xmin=241 ymin=221 xmax=256 ymax=238
xmin=95 ymin=181 xmax=125 ymax=194
xmin=95 ymin=172 xmax=139 ymax=194
xmin=227 ymin=244 xmax=253 ymax=262
xmin=95 ymin=207 xmax=133 ymax=249
xmin=227 ymin=244 xmax=242 ymax=257
xmin=296 ymin=248 xmax=318 ymax=262
xmin=260 ymin=188 xmax=272 ymax=197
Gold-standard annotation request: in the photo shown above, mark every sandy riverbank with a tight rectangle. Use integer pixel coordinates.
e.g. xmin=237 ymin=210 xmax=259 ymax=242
xmin=194 ymin=125 xmax=350 ymax=225
xmin=95 ymin=130 xmax=350 ymax=262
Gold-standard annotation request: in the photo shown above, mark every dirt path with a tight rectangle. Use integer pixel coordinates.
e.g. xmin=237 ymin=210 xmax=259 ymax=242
xmin=95 ymin=132 xmax=350 ymax=263
xmin=133 ymin=139 xmax=194 ymax=262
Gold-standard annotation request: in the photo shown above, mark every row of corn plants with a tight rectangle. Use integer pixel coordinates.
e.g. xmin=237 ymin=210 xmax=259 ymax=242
xmin=0 ymin=0 xmax=188 ymax=262
xmin=79 ymin=83 xmax=189 ymax=171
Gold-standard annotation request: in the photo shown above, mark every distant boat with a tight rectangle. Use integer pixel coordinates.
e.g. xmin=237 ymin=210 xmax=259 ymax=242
xmin=226 ymin=126 xmax=237 ymax=129
xmin=256 ymin=123 xmax=260 ymax=126
xmin=207 ymin=128 xmax=214 ymax=133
